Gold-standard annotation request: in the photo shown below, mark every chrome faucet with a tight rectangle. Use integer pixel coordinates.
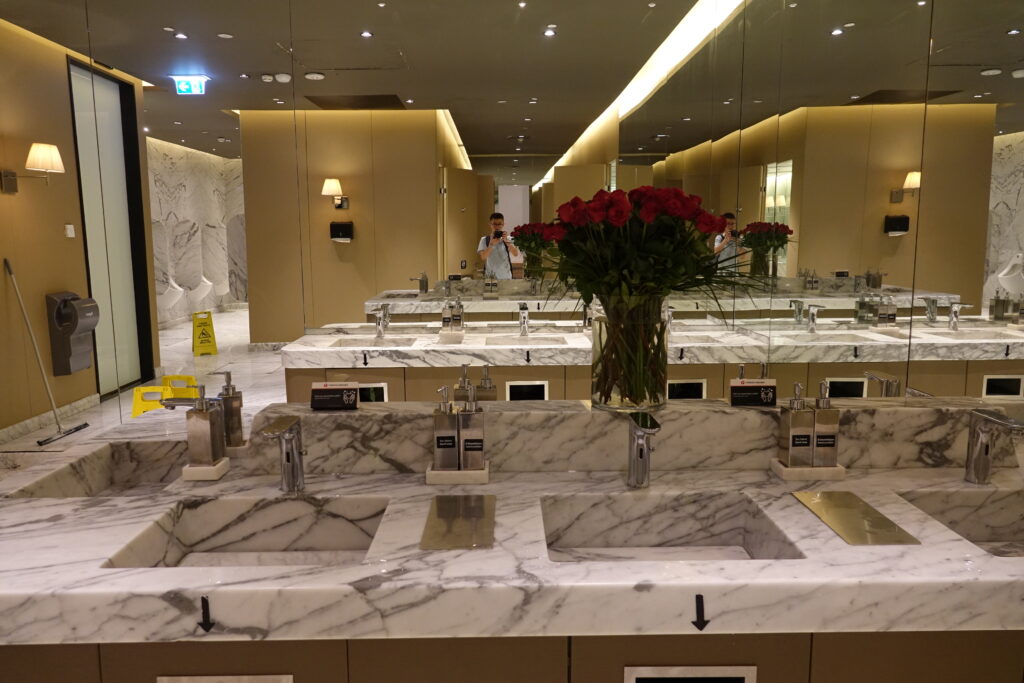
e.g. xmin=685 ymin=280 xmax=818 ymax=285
xmin=374 ymin=304 xmax=391 ymax=338
xmin=626 ymin=412 xmax=661 ymax=489
xmin=519 ymin=301 xmax=530 ymax=336
xmin=410 ymin=272 xmax=429 ymax=294
xmin=582 ymin=302 xmax=592 ymax=330
xmin=863 ymin=370 xmax=902 ymax=397
xmin=789 ymin=299 xmax=806 ymax=324
xmin=948 ymin=301 xmax=972 ymax=331
xmin=259 ymin=415 xmax=305 ymax=493
xmin=806 ymin=304 xmax=825 ymax=333
xmin=442 ymin=279 xmax=452 ymax=297
xmin=965 ymin=409 xmax=1024 ymax=484
xmin=918 ymin=296 xmax=939 ymax=323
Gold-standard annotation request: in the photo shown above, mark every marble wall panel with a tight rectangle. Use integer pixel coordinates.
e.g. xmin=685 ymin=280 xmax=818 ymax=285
xmin=984 ymin=131 xmax=1024 ymax=303
xmin=147 ymin=138 xmax=247 ymax=324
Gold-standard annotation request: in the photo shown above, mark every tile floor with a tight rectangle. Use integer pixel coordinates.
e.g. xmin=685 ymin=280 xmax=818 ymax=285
xmin=0 ymin=309 xmax=286 ymax=452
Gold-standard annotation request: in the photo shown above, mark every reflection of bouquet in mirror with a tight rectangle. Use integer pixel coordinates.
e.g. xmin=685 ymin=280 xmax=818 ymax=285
xmin=739 ymin=221 xmax=793 ymax=252
xmin=510 ymin=222 xmax=566 ymax=279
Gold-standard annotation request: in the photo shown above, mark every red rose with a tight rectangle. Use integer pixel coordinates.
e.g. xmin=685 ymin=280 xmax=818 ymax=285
xmin=606 ymin=190 xmax=631 ymax=227
xmin=696 ymin=212 xmax=725 ymax=234
xmin=628 ymin=186 xmax=655 ymax=206
xmin=557 ymin=196 xmax=590 ymax=227
xmin=586 ymin=199 xmax=608 ymax=223
xmin=638 ymin=199 xmax=662 ymax=224
xmin=544 ymin=224 xmax=568 ymax=243
xmin=591 ymin=189 xmax=611 ymax=205
xmin=662 ymin=196 xmax=685 ymax=218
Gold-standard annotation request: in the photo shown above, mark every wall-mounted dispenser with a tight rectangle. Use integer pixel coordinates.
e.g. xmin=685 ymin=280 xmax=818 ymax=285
xmin=884 ymin=215 xmax=910 ymax=236
xmin=330 ymin=221 xmax=354 ymax=243
xmin=45 ymin=291 xmax=100 ymax=375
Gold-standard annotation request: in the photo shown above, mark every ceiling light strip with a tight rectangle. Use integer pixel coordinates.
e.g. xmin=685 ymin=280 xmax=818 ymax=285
xmin=441 ymin=109 xmax=472 ymax=170
xmin=532 ymin=0 xmax=744 ymax=191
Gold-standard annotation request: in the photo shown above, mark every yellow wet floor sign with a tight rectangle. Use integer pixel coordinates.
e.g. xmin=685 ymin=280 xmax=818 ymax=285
xmin=192 ymin=311 xmax=218 ymax=356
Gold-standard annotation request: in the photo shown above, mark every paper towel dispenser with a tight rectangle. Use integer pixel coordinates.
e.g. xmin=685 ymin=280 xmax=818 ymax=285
xmin=331 ymin=221 xmax=354 ymax=243
xmin=46 ymin=291 xmax=99 ymax=375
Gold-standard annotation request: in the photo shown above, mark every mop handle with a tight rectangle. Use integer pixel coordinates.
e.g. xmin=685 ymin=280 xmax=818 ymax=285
xmin=3 ymin=258 xmax=64 ymax=432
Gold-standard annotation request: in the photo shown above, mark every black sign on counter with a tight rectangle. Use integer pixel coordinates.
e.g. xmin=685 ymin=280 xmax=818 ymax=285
xmin=311 ymin=382 xmax=358 ymax=410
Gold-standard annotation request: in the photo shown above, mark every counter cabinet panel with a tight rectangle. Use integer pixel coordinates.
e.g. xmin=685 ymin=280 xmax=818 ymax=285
xmin=0 ymin=644 xmax=101 ymax=682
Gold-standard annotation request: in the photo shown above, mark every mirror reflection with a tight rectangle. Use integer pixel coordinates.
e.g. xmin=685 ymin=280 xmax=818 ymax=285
xmin=1 ymin=0 xmax=1024 ymax=449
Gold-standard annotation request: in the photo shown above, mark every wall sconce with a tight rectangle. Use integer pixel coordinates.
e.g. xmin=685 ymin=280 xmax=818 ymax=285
xmin=776 ymin=195 xmax=788 ymax=208
xmin=1 ymin=143 xmax=66 ymax=194
xmin=765 ymin=196 xmax=775 ymax=209
xmin=890 ymin=171 xmax=921 ymax=203
xmin=321 ymin=177 xmax=349 ymax=209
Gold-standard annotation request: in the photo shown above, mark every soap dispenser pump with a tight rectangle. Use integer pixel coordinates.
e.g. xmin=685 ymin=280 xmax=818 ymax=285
xmin=476 ymin=365 xmax=498 ymax=401
xmin=454 ymin=364 xmax=472 ymax=402
xmin=433 ymin=386 xmax=460 ymax=470
xmin=813 ymin=380 xmax=839 ymax=467
xmin=778 ymin=382 xmax=814 ymax=467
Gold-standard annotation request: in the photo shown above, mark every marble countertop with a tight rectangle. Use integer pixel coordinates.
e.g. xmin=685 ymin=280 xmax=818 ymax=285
xmin=283 ymin=318 xmax=1024 ymax=368
xmin=364 ymin=286 xmax=958 ymax=315
xmin=0 ymin=460 xmax=1022 ymax=643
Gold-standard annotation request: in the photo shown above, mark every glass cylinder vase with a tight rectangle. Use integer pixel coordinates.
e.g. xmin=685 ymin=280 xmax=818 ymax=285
xmin=591 ymin=295 xmax=668 ymax=412
xmin=750 ymin=248 xmax=770 ymax=277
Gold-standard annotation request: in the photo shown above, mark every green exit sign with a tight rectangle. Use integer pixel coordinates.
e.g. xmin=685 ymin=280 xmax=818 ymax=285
xmin=170 ymin=75 xmax=209 ymax=95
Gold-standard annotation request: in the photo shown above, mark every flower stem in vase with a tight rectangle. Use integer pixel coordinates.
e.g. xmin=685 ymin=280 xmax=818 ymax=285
xmin=591 ymin=295 xmax=668 ymax=411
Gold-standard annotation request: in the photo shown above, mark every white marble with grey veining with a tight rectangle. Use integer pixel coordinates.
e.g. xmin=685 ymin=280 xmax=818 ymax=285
xmin=984 ymin=131 xmax=1024 ymax=304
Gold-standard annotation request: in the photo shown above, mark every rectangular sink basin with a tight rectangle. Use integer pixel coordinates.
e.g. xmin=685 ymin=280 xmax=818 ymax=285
xmin=485 ymin=335 xmax=567 ymax=346
xmin=105 ymin=495 xmax=388 ymax=568
xmin=899 ymin=489 xmax=1024 ymax=557
xmin=919 ymin=330 xmax=1024 ymax=341
xmin=541 ymin=492 xmax=803 ymax=562
xmin=380 ymin=292 xmax=419 ymax=299
xmin=774 ymin=333 xmax=874 ymax=344
xmin=669 ymin=335 xmax=722 ymax=344
xmin=331 ymin=337 xmax=417 ymax=348
xmin=0 ymin=453 xmax=46 ymax=481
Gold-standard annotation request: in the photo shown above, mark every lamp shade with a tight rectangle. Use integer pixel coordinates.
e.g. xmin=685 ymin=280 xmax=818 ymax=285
xmin=776 ymin=195 xmax=788 ymax=207
xmin=903 ymin=171 xmax=921 ymax=190
xmin=765 ymin=196 xmax=775 ymax=208
xmin=321 ymin=178 xmax=343 ymax=196
xmin=25 ymin=143 xmax=65 ymax=173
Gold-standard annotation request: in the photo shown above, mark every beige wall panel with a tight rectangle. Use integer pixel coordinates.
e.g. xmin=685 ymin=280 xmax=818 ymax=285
xmin=285 ymin=368 xmax=326 ymax=403
xmin=553 ymin=164 xmax=608 ymax=207
xmin=966 ymin=359 xmax=1024 ymax=397
xmin=443 ymin=167 xmax=479 ymax=278
xmin=738 ymin=116 xmax=781 ymax=168
xmin=809 ymin=632 xmax=1024 ymax=683
xmin=436 ymin=110 xmax=469 ymax=170
xmin=798 ymin=107 xmax=872 ymax=275
xmin=566 ymin=365 xmax=590 ymax=400
xmin=530 ymin=188 xmax=542 ymax=223
xmin=350 ymin=637 xmax=567 ymax=683
xmin=0 ymin=644 xmax=101 ymax=682
xmin=100 ymin=641 xmax=348 ymax=683
xmin=0 ymin=22 xmax=98 ymax=429
xmin=241 ymin=110 xmax=306 ymax=342
xmin=915 ymin=104 xmax=995 ymax=305
xmin=711 ymin=131 xmax=741 ymax=215
xmin=541 ymin=182 xmax=556 ymax=222
xmin=808 ymin=361 xmax=909 ymax=398
xmin=572 ymin=634 xmax=811 ymax=683
xmin=564 ymin=106 xmax=619 ymax=166
xmin=303 ymin=111 xmax=376 ymax=327
xmin=371 ymin=111 xmax=440 ymax=302
xmin=616 ymin=164 xmax=654 ymax=192
xmin=477 ymin=173 xmax=495 ymax=231
xmin=652 ymin=160 xmax=667 ymax=187
xmin=326 ymin=367 xmax=407 ymax=402
xmin=778 ymin=109 xmax=807 ymax=275
xmin=857 ymin=105 xmax=926 ymax=287
xmin=405 ymin=367 xmax=463 ymax=401
xmin=908 ymin=360 xmax=967 ymax=397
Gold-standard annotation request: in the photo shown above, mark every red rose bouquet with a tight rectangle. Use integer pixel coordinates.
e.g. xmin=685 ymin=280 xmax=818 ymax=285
xmin=510 ymin=222 xmax=567 ymax=279
xmin=739 ymin=221 xmax=793 ymax=253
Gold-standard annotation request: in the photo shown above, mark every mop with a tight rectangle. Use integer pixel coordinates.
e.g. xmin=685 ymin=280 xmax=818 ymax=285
xmin=3 ymin=258 xmax=89 ymax=445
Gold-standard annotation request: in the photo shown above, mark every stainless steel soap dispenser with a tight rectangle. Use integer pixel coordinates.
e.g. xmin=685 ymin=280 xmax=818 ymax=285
xmin=778 ymin=382 xmax=814 ymax=467
xmin=476 ymin=365 xmax=498 ymax=401
xmin=186 ymin=385 xmax=226 ymax=466
xmin=454 ymin=364 xmax=472 ymax=402
xmin=212 ymin=371 xmax=243 ymax=447
xmin=813 ymin=380 xmax=840 ymax=467
xmin=433 ymin=386 xmax=460 ymax=470
xmin=458 ymin=385 xmax=485 ymax=470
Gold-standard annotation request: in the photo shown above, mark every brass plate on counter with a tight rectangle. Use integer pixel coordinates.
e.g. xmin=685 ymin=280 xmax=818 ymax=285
xmin=419 ymin=495 xmax=496 ymax=550
xmin=793 ymin=491 xmax=920 ymax=545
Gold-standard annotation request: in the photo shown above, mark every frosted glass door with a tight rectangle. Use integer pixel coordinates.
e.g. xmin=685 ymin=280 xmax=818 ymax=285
xmin=70 ymin=65 xmax=141 ymax=394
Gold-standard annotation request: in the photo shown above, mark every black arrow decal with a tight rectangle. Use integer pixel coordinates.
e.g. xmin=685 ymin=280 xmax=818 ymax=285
xmin=691 ymin=594 xmax=710 ymax=631
xmin=198 ymin=595 xmax=215 ymax=632
xmin=363 ymin=352 xmax=369 ymax=367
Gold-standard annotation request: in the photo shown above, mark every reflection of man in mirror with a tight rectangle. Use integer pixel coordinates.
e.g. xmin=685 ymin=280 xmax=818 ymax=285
xmin=713 ymin=212 xmax=739 ymax=271
xmin=477 ymin=212 xmax=520 ymax=280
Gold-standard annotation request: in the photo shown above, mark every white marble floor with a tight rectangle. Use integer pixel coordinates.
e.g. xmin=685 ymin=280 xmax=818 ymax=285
xmin=0 ymin=309 xmax=286 ymax=452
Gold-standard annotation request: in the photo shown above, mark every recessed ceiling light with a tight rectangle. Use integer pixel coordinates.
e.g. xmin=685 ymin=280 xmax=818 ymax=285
xmin=973 ymin=94 xmax=984 ymax=98
xmin=753 ymin=99 xmax=764 ymax=104
xmin=722 ymin=100 xmax=730 ymax=104
xmin=163 ymin=26 xmax=175 ymax=32
xmin=850 ymin=95 xmax=860 ymax=99
xmin=181 ymin=139 xmax=185 ymax=142
xmin=544 ymin=25 xmax=557 ymax=37
xmin=528 ymin=100 xmax=537 ymax=104
xmin=361 ymin=30 xmax=374 ymax=37
xmin=843 ymin=22 xmax=855 ymax=27
xmin=378 ymin=2 xmax=386 ymax=6
xmin=305 ymin=72 xmax=325 ymax=80
xmin=830 ymin=28 xmax=843 ymax=36
xmin=1013 ymin=69 xmax=1024 ymax=78
xmin=981 ymin=69 xmax=1003 ymax=76
xmin=498 ymin=100 xmax=508 ymax=104
xmin=514 ymin=159 xmax=519 ymax=163
xmin=515 ymin=147 xmax=522 ymax=151
xmin=217 ymin=137 xmax=227 ymax=143
xmin=648 ymin=2 xmax=656 ymax=6
xmin=239 ymin=73 xmax=250 ymax=79
xmin=261 ymin=74 xmax=274 ymax=82
xmin=201 ymin=130 xmax=208 ymax=134
xmin=1008 ymin=29 xmax=1022 ymax=35
xmin=217 ymin=33 xmax=233 ymax=39
xmin=984 ymin=91 xmax=992 ymax=95
xmin=143 ymin=127 xmax=150 ymax=132
xmin=1000 ymin=130 xmax=1005 ymax=134
xmin=174 ymin=32 xmax=188 ymax=39
xmin=682 ymin=117 xmax=691 ymax=121
xmin=787 ymin=2 xmax=797 ymax=6
xmin=524 ymin=117 xmax=532 ymax=121
xmin=637 ymin=146 xmax=645 ymax=151
xmin=274 ymin=73 xmax=292 ymax=83
xmin=916 ymin=1 xmax=926 ymax=5
xmin=405 ymin=99 xmax=414 ymax=104
xmin=173 ymin=120 xmax=182 ymax=125
xmin=518 ymin=1 xmax=527 ymax=6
